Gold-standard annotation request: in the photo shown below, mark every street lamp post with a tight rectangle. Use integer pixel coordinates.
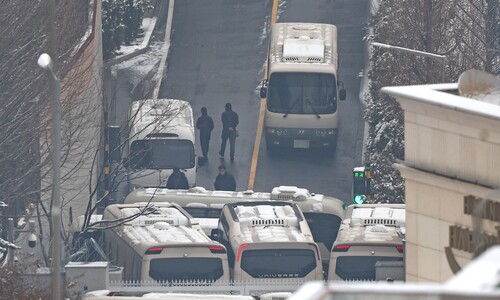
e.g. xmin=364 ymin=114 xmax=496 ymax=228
xmin=371 ymin=42 xmax=447 ymax=83
xmin=37 ymin=53 xmax=62 ymax=299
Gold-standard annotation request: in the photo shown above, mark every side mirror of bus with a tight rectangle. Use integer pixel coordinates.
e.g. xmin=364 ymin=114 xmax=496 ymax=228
xmin=260 ymin=80 xmax=268 ymax=99
xmin=338 ymin=80 xmax=346 ymax=101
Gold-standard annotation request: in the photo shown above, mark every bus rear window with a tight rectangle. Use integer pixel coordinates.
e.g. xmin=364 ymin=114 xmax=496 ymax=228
xmin=129 ymin=139 xmax=195 ymax=170
xmin=335 ymin=256 xmax=403 ymax=280
xmin=149 ymin=257 xmax=223 ymax=282
xmin=241 ymin=249 xmax=316 ymax=278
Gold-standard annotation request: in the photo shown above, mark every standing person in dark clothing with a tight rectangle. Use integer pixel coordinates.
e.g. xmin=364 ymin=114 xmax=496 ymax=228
xmin=214 ymin=165 xmax=236 ymax=191
xmin=196 ymin=107 xmax=214 ymax=164
xmin=219 ymin=103 xmax=239 ymax=162
xmin=166 ymin=167 xmax=189 ymax=189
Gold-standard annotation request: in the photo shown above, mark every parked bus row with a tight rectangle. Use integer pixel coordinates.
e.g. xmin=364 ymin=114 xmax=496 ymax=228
xmin=71 ymin=185 xmax=405 ymax=283
xmin=122 ymin=185 xmax=345 ymax=270
xmin=85 ymin=200 xmax=323 ymax=283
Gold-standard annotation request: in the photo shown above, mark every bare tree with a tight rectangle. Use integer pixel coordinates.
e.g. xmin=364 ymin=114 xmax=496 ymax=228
xmin=79 ymin=98 xmax=189 ymax=228
xmin=67 ymin=100 xmax=189 ymax=264
xmin=0 ymin=1 xmax=103 ymax=269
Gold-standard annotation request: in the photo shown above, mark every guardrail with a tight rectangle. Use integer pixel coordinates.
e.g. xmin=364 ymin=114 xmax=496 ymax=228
xmin=108 ymin=279 xmax=311 ymax=296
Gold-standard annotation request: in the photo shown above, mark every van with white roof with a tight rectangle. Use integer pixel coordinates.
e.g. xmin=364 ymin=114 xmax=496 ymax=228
xmin=328 ymin=204 xmax=405 ymax=281
xmin=216 ymin=201 xmax=323 ymax=281
xmin=259 ymin=22 xmax=347 ymax=150
xmin=125 ymin=99 xmax=196 ymax=189
xmin=123 ymin=186 xmax=345 ymax=269
xmin=102 ymin=202 xmax=229 ymax=282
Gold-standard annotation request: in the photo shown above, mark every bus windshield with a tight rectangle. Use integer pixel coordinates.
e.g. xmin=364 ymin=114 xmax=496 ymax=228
xmin=149 ymin=257 xmax=223 ymax=282
xmin=267 ymin=72 xmax=337 ymax=114
xmin=241 ymin=249 xmax=316 ymax=278
xmin=129 ymin=139 xmax=195 ymax=170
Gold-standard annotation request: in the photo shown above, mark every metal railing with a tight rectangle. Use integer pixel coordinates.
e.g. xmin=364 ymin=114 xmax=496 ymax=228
xmin=108 ymin=279 xmax=311 ymax=296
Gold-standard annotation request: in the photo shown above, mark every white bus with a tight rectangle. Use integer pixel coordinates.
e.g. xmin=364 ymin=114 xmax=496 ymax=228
xmin=125 ymin=99 xmax=196 ymax=189
xmin=328 ymin=204 xmax=405 ymax=281
xmin=102 ymin=202 xmax=230 ymax=283
xmin=217 ymin=201 xmax=324 ymax=281
xmin=260 ymin=22 xmax=346 ymax=150
xmin=123 ymin=186 xmax=345 ymax=269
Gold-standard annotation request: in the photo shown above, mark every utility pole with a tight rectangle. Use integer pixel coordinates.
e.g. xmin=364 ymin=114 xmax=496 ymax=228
xmin=37 ymin=52 xmax=62 ymax=299
xmin=45 ymin=0 xmax=62 ymax=297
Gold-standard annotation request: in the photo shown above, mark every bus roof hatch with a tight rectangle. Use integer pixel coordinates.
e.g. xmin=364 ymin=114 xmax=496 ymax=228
xmin=283 ymin=37 xmax=325 ymax=63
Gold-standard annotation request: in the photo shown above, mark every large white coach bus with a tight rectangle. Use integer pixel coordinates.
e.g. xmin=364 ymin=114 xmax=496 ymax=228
xmin=125 ymin=99 xmax=196 ymax=189
xmin=123 ymin=186 xmax=345 ymax=269
xmin=328 ymin=204 xmax=405 ymax=281
xmin=102 ymin=202 xmax=230 ymax=282
xmin=217 ymin=201 xmax=324 ymax=281
xmin=259 ymin=22 xmax=347 ymax=150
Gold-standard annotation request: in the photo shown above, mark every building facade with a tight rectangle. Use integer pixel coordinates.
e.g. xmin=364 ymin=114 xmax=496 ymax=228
xmin=382 ymin=82 xmax=500 ymax=282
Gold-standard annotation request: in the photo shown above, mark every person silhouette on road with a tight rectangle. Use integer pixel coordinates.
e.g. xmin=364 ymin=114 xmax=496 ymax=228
xmin=196 ymin=107 xmax=214 ymax=164
xmin=219 ymin=103 xmax=239 ymax=162
xmin=166 ymin=167 xmax=189 ymax=189
xmin=214 ymin=165 xmax=236 ymax=191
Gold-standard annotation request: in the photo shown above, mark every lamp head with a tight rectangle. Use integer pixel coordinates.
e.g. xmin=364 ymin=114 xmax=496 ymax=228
xmin=371 ymin=42 xmax=391 ymax=49
xmin=28 ymin=233 xmax=37 ymax=248
xmin=37 ymin=53 xmax=53 ymax=70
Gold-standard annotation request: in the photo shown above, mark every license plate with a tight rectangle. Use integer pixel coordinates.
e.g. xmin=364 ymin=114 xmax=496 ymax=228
xmin=293 ymin=140 xmax=310 ymax=148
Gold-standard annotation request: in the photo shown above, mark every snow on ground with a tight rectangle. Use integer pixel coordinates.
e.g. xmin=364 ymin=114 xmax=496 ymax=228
xmin=109 ymin=16 xmax=162 ymax=93
xmin=116 ymin=17 xmax=157 ymax=57
xmin=111 ymin=42 xmax=162 ymax=92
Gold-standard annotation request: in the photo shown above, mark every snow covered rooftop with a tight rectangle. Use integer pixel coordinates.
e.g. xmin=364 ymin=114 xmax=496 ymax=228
xmin=124 ymin=186 xmax=337 ymax=215
xmin=239 ymin=224 xmax=310 ymax=243
xmin=123 ymin=222 xmax=211 ymax=245
xmin=283 ymin=38 xmax=325 ymax=63
xmin=336 ymin=222 xmax=403 ymax=244
xmin=336 ymin=205 xmax=405 ymax=244
xmin=271 ymin=22 xmax=336 ymax=65
xmin=234 ymin=204 xmax=299 ymax=228
xmin=350 ymin=206 xmax=405 ymax=227
xmin=121 ymin=206 xmax=190 ymax=227
xmin=129 ymin=98 xmax=194 ymax=140
xmin=104 ymin=203 xmax=215 ymax=246
xmin=227 ymin=203 xmax=314 ymax=243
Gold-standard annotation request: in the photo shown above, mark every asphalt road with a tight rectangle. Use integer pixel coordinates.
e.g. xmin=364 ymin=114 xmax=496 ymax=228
xmin=159 ymin=0 xmax=368 ymax=203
